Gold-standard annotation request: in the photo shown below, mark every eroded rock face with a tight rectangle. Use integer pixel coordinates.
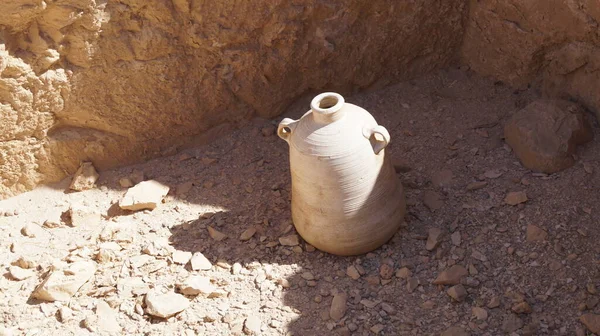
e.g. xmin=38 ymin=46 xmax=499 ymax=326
xmin=0 ymin=0 xmax=467 ymax=199
xmin=504 ymin=99 xmax=593 ymax=173
xmin=461 ymin=0 xmax=600 ymax=119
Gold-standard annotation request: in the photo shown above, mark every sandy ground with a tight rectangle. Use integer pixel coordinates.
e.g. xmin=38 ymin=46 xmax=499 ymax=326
xmin=1 ymin=68 xmax=599 ymax=336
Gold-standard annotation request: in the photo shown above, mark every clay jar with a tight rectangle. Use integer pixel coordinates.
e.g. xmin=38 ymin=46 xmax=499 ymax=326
xmin=277 ymin=92 xmax=406 ymax=256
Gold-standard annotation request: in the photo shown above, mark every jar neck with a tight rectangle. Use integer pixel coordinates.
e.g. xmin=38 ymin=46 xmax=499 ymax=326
xmin=310 ymin=92 xmax=346 ymax=124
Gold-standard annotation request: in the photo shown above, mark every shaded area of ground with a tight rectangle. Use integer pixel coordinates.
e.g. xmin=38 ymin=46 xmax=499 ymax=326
xmin=1 ymin=68 xmax=599 ymax=335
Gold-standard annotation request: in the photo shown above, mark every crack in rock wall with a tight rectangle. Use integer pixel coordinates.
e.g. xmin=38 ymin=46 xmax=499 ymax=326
xmin=0 ymin=0 xmax=467 ymax=199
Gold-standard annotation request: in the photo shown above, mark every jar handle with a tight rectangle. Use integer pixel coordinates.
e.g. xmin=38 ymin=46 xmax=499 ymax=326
xmin=277 ymin=118 xmax=298 ymax=143
xmin=364 ymin=125 xmax=390 ymax=154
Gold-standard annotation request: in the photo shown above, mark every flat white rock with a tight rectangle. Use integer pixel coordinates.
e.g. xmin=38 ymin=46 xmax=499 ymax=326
xmin=119 ymin=180 xmax=170 ymax=211
xmin=178 ymin=276 xmax=215 ymax=296
xmin=145 ymin=290 xmax=190 ymax=318
xmin=33 ymin=261 xmax=96 ymax=301
xmin=190 ymin=252 xmax=212 ymax=270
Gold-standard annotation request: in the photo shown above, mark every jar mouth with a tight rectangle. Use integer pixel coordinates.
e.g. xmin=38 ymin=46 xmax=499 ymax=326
xmin=310 ymin=92 xmax=345 ymax=115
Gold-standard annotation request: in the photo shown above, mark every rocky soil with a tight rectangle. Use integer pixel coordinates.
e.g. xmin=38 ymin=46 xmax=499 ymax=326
xmin=1 ymin=68 xmax=600 ymax=336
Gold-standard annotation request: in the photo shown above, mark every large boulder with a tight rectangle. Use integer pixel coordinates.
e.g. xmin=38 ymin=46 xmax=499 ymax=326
xmin=504 ymin=99 xmax=593 ymax=173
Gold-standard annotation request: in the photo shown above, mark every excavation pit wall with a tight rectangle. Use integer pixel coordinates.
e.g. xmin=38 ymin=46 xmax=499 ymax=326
xmin=1 ymin=0 xmax=599 ymax=199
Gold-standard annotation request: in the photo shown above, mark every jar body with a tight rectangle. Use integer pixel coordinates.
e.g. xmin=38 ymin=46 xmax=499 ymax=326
xmin=278 ymin=93 xmax=406 ymax=256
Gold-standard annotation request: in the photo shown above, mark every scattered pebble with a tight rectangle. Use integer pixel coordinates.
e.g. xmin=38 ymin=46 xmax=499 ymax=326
xmin=145 ymin=290 xmax=190 ymax=318
xmin=426 ymin=228 xmax=444 ymax=251
xmin=504 ymin=191 xmax=528 ymax=205
xmin=240 ymin=227 xmax=257 ymax=241
xmin=526 ymin=224 xmax=548 ymax=242
xmin=119 ymin=180 xmax=170 ymax=211
xmin=433 ymin=265 xmax=468 ymax=285
xmin=69 ymin=162 xmax=100 ymax=191
xmin=279 ymin=234 xmax=300 ymax=246
xmin=447 ymin=284 xmax=467 ymax=302
xmin=190 ymin=252 xmax=212 ymax=271
xmin=330 ymin=292 xmax=347 ymax=321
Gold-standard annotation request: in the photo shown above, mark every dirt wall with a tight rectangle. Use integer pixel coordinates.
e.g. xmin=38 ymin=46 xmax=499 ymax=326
xmin=461 ymin=0 xmax=600 ymax=119
xmin=0 ymin=0 xmax=467 ymax=199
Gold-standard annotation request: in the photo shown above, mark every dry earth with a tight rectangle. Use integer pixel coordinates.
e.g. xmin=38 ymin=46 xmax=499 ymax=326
xmin=1 ymin=68 xmax=600 ymax=336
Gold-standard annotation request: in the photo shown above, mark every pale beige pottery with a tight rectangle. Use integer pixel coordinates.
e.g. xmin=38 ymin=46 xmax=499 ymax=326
xmin=278 ymin=92 xmax=406 ymax=256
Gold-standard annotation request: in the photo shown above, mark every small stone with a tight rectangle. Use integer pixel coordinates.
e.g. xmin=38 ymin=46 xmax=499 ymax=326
xmin=580 ymin=314 xmax=600 ymax=334
xmin=466 ymin=181 xmax=487 ymax=191
xmin=33 ymin=261 xmax=96 ymax=301
xmin=244 ymin=315 xmax=262 ymax=335
xmin=119 ymin=178 xmax=134 ymax=188
xmin=472 ymin=307 xmax=488 ymax=320
xmin=367 ymin=275 xmax=381 ymax=285
xmin=172 ymin=251 xmax=192 ymax=265
xmin=347 ymin=265 xmax=361 ymax=280
xmin=502 ymin=314 xmax=523 ymax=333
xmin=587 ymin=283 xmax=597 ymax=295
xmin=406 ymin=277 xmax=419 ymax=292
xmin=379 ymin=264 xmax=394 ymax=280
xmin=451 ymin=231 xmax=461 ymax=246
xmin=43 ymin=212 xmax=64 ymax=228
xmin=426 ymin=228 xmax=444 ymax=251
xmin=190 ymin=252 xmax=212 ymax=271
xmin=441 ymin=326 xmax=470 ymax=336
xmin=526 ymin=224 xmax=547 ymax=242
xmin=360 ymin=299 xmax=379 ymax=309
xmin=396 ymin=267 xmax=412 ymax=279
xmin=8 ymin=266 xmax=35 ymax=281
xmin=21 ymin=223 xmax=39 ymax=237
xmin=232 ymin=263 xmax=242 ymax=275
xmin=483 ymin=169 xmax=503 ymax=179
xmin=423 ymin=191 xmax=443 ymax=210
xmin=370 ymin=324 xmax=385 ymax=334
xmin=69 ymin=204 xmax=101 ymax=227
xmin=548 ymin=259 xmax=562 ymax=271
xmin=447 ymin=284 xmax=467 ymax=302
xmin=330 ymin=292 xmax=348 ymax=321
xmin=145 ymin=290 xmax=190 ymax=318
xmin=511 ymin=301 xmax=532 ymax=314
xmin=471 ymin=249 xmax=487 ymax=262
xmin=58 ymin=306 xmax=73 ymax=322
xmin=13 ymin=256 xmax=36 ymax=269
xmin=179 ymin=276 xmax=215 ymax=296
xmin=433 ymin=265 xmax=468 ymax=285
xmin=95 ymin=300 xmax=121 ymax=333
xmin=505 ymin=191 xmax=528 ymax=205
xmin=69 ymin=162 xmax=99 ymax=191
xmin=278 ymin=278 xmax=290 ymax=288
xmin=421 ymin=300 xmax=436 ymax=309
xmin=381 ymin=302 xmax=396 ymax=314
xmin=301 ymin=272 xmax=314 ymax=280
xmin=207 ymin=226 xmax=228 ymax=241
xmin=119 ymin=180 xmax=170 ymax=211
xmin=240 ymin=227 xmax=257 ymax=241
xmin=586 ymin=297 xmax=599 ymax=310
xmin=279 ymin=234 xmax=299 ymax=246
